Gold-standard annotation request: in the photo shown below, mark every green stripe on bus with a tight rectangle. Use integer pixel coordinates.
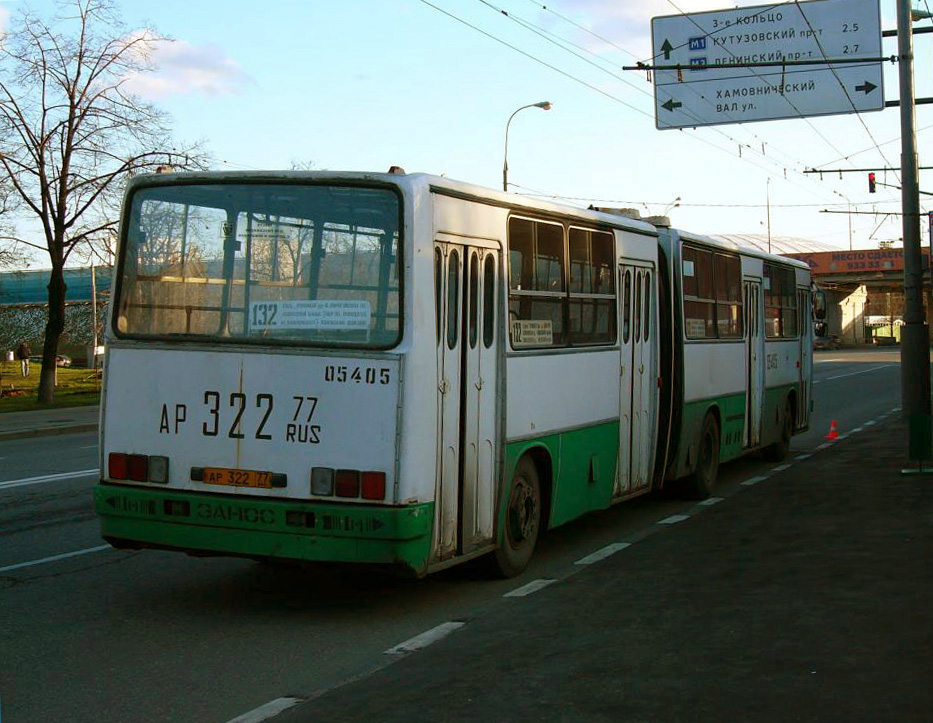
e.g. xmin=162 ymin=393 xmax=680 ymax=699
xmin=682 ymin=392 xmax=747 ymax=463
xmin=504 ymin=420 xmax=620 ymax=530
xmin=94 ymin=485 xmax=434 ymax=573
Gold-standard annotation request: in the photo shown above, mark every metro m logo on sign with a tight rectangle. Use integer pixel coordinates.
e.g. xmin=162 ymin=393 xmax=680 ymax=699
xmin=651 ymin=0 xmax=883 ymax=129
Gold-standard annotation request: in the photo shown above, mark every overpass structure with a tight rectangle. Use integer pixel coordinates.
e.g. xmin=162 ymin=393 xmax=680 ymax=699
xmin=784 ymin=247 xmax=931 ymax=345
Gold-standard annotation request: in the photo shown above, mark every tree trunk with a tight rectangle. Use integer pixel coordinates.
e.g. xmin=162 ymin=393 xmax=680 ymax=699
xmin=37 ymin=264 xmax=67 ymax=404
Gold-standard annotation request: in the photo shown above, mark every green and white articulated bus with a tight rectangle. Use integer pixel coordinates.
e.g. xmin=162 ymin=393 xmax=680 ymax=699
xmin=94 ymin=170 xmax=812 ymax=577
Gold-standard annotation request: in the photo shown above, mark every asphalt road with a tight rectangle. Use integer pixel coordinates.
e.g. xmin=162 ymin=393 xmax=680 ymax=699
xmin=0 ymin=348 xmax=906 ymax=723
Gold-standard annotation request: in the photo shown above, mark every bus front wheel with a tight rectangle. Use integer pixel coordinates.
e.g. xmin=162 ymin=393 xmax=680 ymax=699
xmin=688 ymin=413 xmax=720 ymax=499
xmin=491 ymin=456 xmax=541 ymax=578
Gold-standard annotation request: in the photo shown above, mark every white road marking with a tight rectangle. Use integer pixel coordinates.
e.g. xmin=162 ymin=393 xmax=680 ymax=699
xmin=864 ymin=420 xmax=876 ymax=426
xmin=814 ymin=358 xmax=845 ymax=363
xmin=816 ymin=442 xmax=834 ymax=451
xmin=741 ymin=476 xmax=768 ymax=486
xmin=826 ymin=365 xmax=895 ymax=381
xmin=0 ymin=545 xmax=110 ymax=574
xmin=698 ymin=497 xmax=724 ymax=506
xmin=574 ymin=542 xmax=631 ymax=565
xmin=384 ymin=621 xmax=465 ymax=655
xmin=504 ymin=579 xmax=557 ymax=598
xmin=81 ymin=444 xmax=98 ymax=449
xmin=851 ymin=427 xmax=863 ymax=434
xmin=657 ymin=514 xmax=690 ymax=525
xmin=835 ymin=434 xmax=849 ymax=441
xmin=0 ymin=468 xmax=97 ymax=490
xmin=794 ymin=454 xmax=812 ymax=461
xmin=771 ymin=464 xmax=792 ymax=472
xmin=224 ymin=697 xmax=304 ymax=723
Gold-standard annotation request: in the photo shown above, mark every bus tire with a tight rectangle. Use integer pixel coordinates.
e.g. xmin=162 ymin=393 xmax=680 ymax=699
xmin=765 ymin=398 xmax=793 ymax=462
xmin=491 ymin=456 xmax=541 ymax=578
xmin=687 ymin=413 xmax=720 ymax=499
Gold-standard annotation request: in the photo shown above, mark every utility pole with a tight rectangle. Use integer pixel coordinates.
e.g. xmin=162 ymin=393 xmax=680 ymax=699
xmin=896 ymin=0 xmax=932 ymax=462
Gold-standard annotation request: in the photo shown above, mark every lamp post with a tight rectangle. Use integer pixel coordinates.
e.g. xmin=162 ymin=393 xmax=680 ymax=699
xmin=766 ymin=177 xmax=772 ymax=253
xmin=503 ymin=101 xmax=552 ymax=192
xmin=835 ymin=190 xmax=853 ymax=251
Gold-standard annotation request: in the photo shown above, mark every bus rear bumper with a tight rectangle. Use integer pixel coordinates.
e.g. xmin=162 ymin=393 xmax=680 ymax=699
xmin=93 ymin=483 xmax=434 ymax=575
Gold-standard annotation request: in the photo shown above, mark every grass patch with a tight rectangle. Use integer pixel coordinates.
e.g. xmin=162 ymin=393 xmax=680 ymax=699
xmin=0 ymin=361 xmax=100 ymax=413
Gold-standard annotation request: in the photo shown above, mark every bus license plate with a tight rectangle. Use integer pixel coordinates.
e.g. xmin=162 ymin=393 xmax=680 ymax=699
xmin=202 ymin=467 xmax=272 ymax=488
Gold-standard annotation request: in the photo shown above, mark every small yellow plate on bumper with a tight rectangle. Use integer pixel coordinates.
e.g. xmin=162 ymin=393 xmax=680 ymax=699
xmin=202 ymin=467 xmax=273 ymax=488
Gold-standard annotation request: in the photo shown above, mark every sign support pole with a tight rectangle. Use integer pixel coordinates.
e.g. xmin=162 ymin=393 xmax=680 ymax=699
xmin=896 ymin=0 xmax=932 ymax=464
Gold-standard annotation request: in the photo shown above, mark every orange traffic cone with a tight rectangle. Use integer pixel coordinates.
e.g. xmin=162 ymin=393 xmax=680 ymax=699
xmin=825 ymin=420 xmax=839 ymax=440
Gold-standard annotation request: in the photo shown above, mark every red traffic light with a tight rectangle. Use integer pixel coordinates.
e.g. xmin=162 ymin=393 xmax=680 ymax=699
xmin=868 ymin=172 xmax=876 ymax=193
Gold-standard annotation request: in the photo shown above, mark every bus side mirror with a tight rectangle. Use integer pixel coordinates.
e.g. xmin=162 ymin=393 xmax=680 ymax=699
xmin=813 ymin=289 xmax=827 ymax=321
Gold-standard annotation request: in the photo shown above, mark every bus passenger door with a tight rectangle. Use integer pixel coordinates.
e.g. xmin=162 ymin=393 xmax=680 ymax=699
xmin=435 ymin=242 xmax=500 ymax=560
xmin=744 ymin=279 xmax=764 ymax=447
xmin=617 ymin=264 xmax=653 ymax=496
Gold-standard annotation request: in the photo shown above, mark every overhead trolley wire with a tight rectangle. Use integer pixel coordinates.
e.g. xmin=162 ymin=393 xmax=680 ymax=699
xmin=661 ymin=0 xmax=852 ymax=166
xmin=419 ymin=0 xmax=858 ymax=206
xmin=791 ymin=0 xmax=900 ymax=183
xmin=489 ymin=0 xmax=850 ymax=203
xmin=521 ymin=0 xmax=821 ymax=178
xmin=810 ymin=123 xmax=933 ymax=169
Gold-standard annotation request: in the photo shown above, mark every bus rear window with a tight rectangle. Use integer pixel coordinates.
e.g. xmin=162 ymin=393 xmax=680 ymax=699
xmin=114 ymin=183 xmax=401 ymax=348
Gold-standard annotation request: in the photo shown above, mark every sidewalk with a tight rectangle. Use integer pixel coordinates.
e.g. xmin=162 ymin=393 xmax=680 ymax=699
xmin=283 ymin=415 xmax=931 ymax=723
xmin=0 ymin=404 xmax=99 ymax=441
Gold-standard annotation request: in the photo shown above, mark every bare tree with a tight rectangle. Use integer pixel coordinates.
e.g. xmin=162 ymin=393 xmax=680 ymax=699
xmin=0 ymin=0 xmax=206 ymax=402
xmin=0 ymin=179 xmax=25 ymax=268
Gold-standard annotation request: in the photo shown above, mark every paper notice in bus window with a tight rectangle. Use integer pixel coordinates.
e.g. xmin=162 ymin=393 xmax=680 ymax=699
xmin=682 ymin=259 xmax=695 ymax=277
xmin=511 ymin=319 xmax=553 ymax=347
xmin=249 ymin=300 xmax=371 ymax=331
xmin=685 ymin=318 xmax=707 ymax=338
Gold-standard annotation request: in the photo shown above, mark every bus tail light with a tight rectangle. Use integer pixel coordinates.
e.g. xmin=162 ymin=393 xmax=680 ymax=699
xmin=127 ymin=454 xmax=148 ymax=482
xmin=148 ymin=456 xmax=169 ymax=483
xmin=108 ymin=452 xmax=128 ymax=480
xmin=311 ymin=467 xmax=334 ymax=496
xmin=335 ymin=469 xmax=360 ymax=498
xmin=361 ymin=471 xmax=386 ymax=500
xmin=311 ymin=467 xmax=386 ymax=500
xmin=108 ymin=452 xmax=169 ymax=484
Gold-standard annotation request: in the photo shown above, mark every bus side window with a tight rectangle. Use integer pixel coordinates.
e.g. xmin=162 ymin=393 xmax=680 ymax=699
xmin=447 ymin=250 xmax=460 ymax=350
xmin=634 ymin=270 xmax=642 ymax=342
xmin=435 ymin=247 xmax=443 ymax=347
xmin=644 ymin=272 xmax=651 ymax=341
xmin=483 ymin=254 xmax=495 ymax=349
xmin=623 ymin=270 xmax=632 ymax=343
xmin=468 ymin=252 xmax=479 ymax=349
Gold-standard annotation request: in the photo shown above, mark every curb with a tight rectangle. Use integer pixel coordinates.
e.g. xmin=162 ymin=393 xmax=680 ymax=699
xmin=0 ymin=423 xmax=99 ymax=442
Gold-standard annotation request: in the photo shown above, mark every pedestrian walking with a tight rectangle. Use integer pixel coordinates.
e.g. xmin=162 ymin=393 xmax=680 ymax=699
xmin=16 ymin=341 xmax=31 ymax=377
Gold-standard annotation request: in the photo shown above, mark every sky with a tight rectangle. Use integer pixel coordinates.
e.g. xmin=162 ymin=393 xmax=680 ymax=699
xmin=2 ymin=0 xmax=932 ymax=267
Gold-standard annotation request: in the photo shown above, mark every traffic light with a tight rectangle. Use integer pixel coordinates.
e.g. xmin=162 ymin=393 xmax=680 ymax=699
xmin=868 ymin=172 xmax=876 ymax=193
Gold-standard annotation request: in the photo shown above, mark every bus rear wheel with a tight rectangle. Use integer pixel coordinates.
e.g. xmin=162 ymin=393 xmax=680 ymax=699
xmin=687 ymin=413 xmax=720 ymax=499
xmin=491 ymin=457 xmax=541 ymax=578
xmin=765 ymin=399 xmax=794 ymax=462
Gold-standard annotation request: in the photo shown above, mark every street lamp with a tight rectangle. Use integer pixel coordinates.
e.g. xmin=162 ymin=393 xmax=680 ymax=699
xmin=834 ymin=190 xmax=853 ymax=251
xmin=503 ymin=101 xmax=552 ymax=192
xmin=766 ymin=177 xmax=772 ymax=254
